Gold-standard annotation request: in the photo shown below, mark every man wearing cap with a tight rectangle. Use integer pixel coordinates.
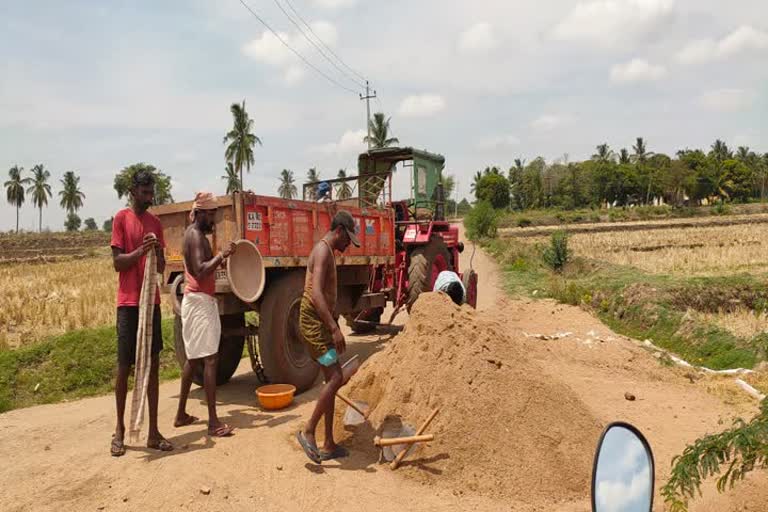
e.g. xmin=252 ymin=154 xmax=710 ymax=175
xmin=296 ymin=210 xmax=360 ymax=463
xmin=174 ymin=192 xmax=236 ymax=438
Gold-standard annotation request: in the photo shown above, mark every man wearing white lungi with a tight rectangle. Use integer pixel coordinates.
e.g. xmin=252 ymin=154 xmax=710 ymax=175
xmin=174 ymin=191 xmax=236 ymax=437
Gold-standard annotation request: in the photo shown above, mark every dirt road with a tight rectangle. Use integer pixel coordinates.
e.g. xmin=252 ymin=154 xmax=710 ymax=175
xmin=1 ymin=232 xmax=766 ymax=511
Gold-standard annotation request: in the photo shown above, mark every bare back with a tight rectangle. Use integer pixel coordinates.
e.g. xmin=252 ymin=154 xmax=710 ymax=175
xmin=305 ymin=238 xmax=337 ymax=314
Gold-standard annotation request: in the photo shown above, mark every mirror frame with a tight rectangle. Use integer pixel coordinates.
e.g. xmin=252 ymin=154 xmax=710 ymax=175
xmin=591 ymin=421 xmax=655 ymax=512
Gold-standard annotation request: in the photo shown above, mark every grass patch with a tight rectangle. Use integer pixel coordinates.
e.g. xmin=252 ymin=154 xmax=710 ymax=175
xmin=0 ymin=319 xmax=180 ymax=413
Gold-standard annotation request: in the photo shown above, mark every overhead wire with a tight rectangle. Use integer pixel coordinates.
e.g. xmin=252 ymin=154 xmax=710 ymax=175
xmin=237 ymin=0 xmax=358 ymax=95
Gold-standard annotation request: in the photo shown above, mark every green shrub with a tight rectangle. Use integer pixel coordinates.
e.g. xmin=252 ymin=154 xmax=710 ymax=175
xmin=464 ymin=201 xmax=498 ymax=240
xmin=542 ymin=230 xmax=570 ymax=273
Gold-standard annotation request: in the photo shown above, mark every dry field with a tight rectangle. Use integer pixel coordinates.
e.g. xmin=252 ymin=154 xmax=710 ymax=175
xmin=0 ymin=257 xmax=172 ymax=349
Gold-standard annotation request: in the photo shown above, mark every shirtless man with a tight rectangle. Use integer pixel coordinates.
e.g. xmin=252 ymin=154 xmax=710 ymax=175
xmin=174 ymin=191 xmax=236 ymax=437
xmin=296 ymin=211 xmax=360 ymax=463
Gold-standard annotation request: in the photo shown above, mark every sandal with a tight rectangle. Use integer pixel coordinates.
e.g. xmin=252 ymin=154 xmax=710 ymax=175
xmin=174 ymin=414 xmax=199 ymax=428
xmin=110 ymin=435 xmax=126 ymax=457
xmin=147 ymin=437 xmax=174 ymax=452
xmin=296 ymin=431 xmax=321 ymax=464
xmin=320 ymin=445 xmax=349 ymax=461
xmin=208 ymin=424 xmax=235 ymax=437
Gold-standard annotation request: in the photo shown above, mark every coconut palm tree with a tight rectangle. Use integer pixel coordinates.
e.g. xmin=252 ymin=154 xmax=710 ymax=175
xmin=278 ymin=169 xmax=297 ymax=199
xmin=363 ymin=112 xmax=399 ymax=149
xmin=223 ymin=100 xmax=262 ymax=189
xmin=632 ymin=137 xmax=653 ymax=164
xmin=619 ymin=148 xmax=631 ymax=164
xmin=336 ymin=169 xmax=353 ymax=200
xmin=5 ymin=165 xmax=31 ymax=233
xmin=27 ymin=164 xmax=52 ymax=232
xmin=710 ymin=139 xmax=733 ymax=163
xmin=470 ymin=170 xmax=483 ymax=196
xmin=221 ymin=162 xmax=241 ymax=194
xmin=305 ymin=168 xmax=321 ymax=200
xmin=592 ymin=144 xmax=614 ymax=163
xmin=58 ymin=171 xmax=85 ymax=214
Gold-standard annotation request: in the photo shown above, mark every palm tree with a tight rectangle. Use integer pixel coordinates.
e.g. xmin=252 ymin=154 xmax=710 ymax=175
xmin=278 ymin=169 xmax=297 ymax=199
xmin=442 ymin=175 xmax=455 ymax=199
xmin=619 ymin=148 xmax=631 ymax=164
xmin=592 ymin=144 xmax=614 ymax=163
xmin=632 ymin=137 xmax=653 ymax=164
xmin=470 ymin=170 xmax=483 ymax=196
xmin=223 ymin=100 xmax=262 ymax=190
xmin=305 ymin=168 xmax=321 ymax=200
xmin=27 ymin=164 xmax=52 ymax=232
xmin=221 ymin=162 xmax=241 ymax=194
xmin=363 ymin=112 xmax=399 ymax=149
xmin=58 ymin=171 xmax=85 ymax=214
xmin=336 ymin=169 xmax=353 ymax=200
xmin=710 ymin=139 xmax=733 ymax=163
xmin=5 ymin=166 xmax=30 ymax=233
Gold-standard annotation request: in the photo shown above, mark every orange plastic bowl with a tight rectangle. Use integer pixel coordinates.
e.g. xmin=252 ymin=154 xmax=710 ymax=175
xmin=256 ymin=384 xmax=296 ymax=410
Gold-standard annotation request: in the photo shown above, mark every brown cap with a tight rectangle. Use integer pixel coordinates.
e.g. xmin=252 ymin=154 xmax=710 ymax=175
xmin=332 ymin=210 xmax=360 ymax=247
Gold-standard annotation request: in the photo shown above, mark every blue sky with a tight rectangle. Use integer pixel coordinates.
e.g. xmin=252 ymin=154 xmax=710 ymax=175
xmin=1 ymin=0 xmax=767 ymax=231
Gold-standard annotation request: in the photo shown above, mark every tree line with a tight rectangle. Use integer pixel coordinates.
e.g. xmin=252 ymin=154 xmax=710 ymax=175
xmin=471 ymin=138 xmax=768 ymax=211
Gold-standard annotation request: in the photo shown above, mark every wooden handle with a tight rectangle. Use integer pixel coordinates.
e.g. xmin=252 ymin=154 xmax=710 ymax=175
xmin=336 ymin=393 xmax=369 ymax=419
xmin=390 ymin=407 xmax=439 ymax=470
xmin=374 ymin=434 xmax=434 ymax=447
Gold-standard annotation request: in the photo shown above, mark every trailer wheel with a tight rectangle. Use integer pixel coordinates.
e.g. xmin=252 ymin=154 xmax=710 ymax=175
xmin=462 ymin=269 xmax=478 ymax=309
xmin=344 ymin=307 xmax=383 ymax=334
xmin=258 ymin=271 xmax=320 ymax=393
xmin=173 ymin=313 xmax=245 ymax=386
xmin=407 ymin=236 xmax=452 ymax=311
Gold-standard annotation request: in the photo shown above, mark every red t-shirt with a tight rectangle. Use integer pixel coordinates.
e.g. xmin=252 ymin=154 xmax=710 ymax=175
xmin=110 ymin=208 xmax=165 ymax=306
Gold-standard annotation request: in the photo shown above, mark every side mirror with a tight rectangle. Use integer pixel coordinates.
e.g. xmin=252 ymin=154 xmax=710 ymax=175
xmin=592 ymin=422 xmax=654 ymax=512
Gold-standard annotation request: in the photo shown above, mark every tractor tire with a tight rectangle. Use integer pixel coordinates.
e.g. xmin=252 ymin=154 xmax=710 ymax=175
xmin=407 ymin=236 xmax=452 ymax=311
xmin=344 ymin=307 xmax=383 ymax=334
xmin=173 ymin=312 xmax=245 ymax=386
xmin=258 ymin=271 xmax=320 ymax=393
xmin=462 ymin=269 xmax=478 ymax=309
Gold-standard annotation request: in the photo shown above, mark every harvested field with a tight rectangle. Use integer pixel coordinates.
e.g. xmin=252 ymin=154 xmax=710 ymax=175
xmin=0 ymin=231 xmax=110 ymax=263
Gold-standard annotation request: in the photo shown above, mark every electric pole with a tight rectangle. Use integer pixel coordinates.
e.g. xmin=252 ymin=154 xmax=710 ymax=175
xmin=360 ymin=80 xmax=377 ymax=149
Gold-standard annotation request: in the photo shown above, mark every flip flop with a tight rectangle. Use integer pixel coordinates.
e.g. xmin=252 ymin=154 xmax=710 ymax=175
xmin=147 ymin=437 xmax=174 ymax=452
xmin=296 ymin=431 xmax=321 ymax=464
xmin=208 ymin=424 xmax=235 ymax=437
xmin=319 ymin=445 xmax=349 ymax=461
xmin=110 ymin=435 xmax=126 ymax=457
xmin=174 ymin=414 xmax=199 ymax=427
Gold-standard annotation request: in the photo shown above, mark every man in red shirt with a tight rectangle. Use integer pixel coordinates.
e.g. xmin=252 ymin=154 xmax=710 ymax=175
xmin=109 ymin=169 xmax=173 ymax=456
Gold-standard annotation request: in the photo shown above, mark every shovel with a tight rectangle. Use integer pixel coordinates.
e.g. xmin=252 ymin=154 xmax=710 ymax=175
xmin=336 ymin=355 xmax=371 ymax=427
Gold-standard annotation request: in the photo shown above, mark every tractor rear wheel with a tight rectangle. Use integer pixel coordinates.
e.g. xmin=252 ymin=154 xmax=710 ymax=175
xmin=173 ymin=313 xmax=245 ymax=386
xmin=258 ymin=271 xmax=320 ymax=393
xmin=407 ymin=236 xmax=452 ymax=310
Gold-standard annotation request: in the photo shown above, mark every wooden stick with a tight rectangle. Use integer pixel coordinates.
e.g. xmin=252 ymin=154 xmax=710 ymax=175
xmin=336 ymin=392 xmax=370 ymax=419
xmin=374 ymin=434 xmax=434 ymax=447
xmin=390 ymin=407 xmax=439 ymax=470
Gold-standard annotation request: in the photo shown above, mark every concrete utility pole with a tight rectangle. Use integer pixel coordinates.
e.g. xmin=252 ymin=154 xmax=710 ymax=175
xmin=360 ymin=80 xmax=377 ymax=149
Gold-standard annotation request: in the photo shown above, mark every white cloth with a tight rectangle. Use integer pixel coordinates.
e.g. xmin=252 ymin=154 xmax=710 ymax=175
xmin=433 ymin=270 xmax=466 ymax=302
xmin=181 ymin=292 xmax=221 ymax=359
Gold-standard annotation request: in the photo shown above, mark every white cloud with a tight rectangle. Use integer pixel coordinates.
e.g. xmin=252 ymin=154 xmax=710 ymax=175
xmin=610 ymin=58 xmax=666 ymax=83
xmin=397 ymin=94 xmax=446 ymax=118
xmin=678 ymin=25 xmax=768 ymax=64
xmin=241 ymin=21 xmax=339 ymax=85
xmin=552 ymin=0 xmax=675 ymax=46
xmin=597 ymin=466 xmax=651 ymax=512
xmin=310 ymin=129 xmax=366 ymax=156
xmin=458 ymin=22 xmax=497 ymax=53
xmin=312 ymin=0 xmax=357 ymax=8
xmin=531 ymin=114 xmax=571 ymax=132
xmin=697 ymin=89 xmax=756 ymax=112
xmin=477 ymin=134 xmax=521 ymax=150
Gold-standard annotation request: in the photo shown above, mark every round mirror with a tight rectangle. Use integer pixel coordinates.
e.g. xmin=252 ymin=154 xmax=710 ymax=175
xmin=591 ymin=422 xmax=654 ymax=512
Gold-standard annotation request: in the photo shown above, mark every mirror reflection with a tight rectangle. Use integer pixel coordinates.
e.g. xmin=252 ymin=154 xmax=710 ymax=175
xmin=594 ymin=425 xmax=654 ymax=512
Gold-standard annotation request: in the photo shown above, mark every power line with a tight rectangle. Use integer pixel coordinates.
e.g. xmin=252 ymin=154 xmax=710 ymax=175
xmin=237 ymin=0 xmax=358 ymax=95
xmin=273 ymin=0 xmax=366 ymax=89
xmin=281 ymin=0 xmax=368 ymax=85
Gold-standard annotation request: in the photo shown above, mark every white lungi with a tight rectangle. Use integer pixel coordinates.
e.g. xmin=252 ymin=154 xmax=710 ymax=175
xmin=181 ymin=292 xmax=221 ymax=359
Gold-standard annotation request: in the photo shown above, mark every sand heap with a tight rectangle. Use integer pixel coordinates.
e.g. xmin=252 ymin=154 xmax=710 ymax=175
xmin=344 ymin=292 xmax=603 ymax=504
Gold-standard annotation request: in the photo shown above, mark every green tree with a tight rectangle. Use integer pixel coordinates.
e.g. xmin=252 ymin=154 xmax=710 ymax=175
xmin=64 ymin=213 xmax=81 ymax=232
xmin=4 ymin=165 xmax=31 ymax=233
xmin=221 ymin=162 xmax=241 ymax=195
xmin=457 ymin=198 xmax=472 ymax=215
xmin=58 ymin=171 xmax=85 ymax=214
xmin=710 ymin=139 xmax=733 ymax=165
xmin=618 ymin=148 xmax=631 ymax=164
xmin=103 ymin=217 xmax=113 ymax=232
xmin=336 ymin=169 xmax=353 ymax=200
xmin=632 ymin=137 xmax=653 ymax=164
xmin=475 ymin=173 xmax=510 ymax=209
xmin=592 ymin=143 xmax=615 ymax=164
xmin=305 ymin=168 xmax=321 ymax=200
xmin=470 ymin=170 xmax=483 ymax=196
xmin=364 ymin=112 xmax=399 ymax=148
xmin=83 ymin=217 xmax=98 ymax=231
xmin=27 ymin=164 xmax=52 ymax=232
xmin=277 ymin=169 xmax=297 ymax=199
xmin=442 ymin=174 xmax=455 ymax=199
xmin=114 ymin=163 xmax=174 ymax=205
xmin=223 ymin=100 xmax=262 ymax=190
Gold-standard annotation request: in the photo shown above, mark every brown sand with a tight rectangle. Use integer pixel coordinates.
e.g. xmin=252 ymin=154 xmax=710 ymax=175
xmin=343 ymin=292 xmax=603 ymax=507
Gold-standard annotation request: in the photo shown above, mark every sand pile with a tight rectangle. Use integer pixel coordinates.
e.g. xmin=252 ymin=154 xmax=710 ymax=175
xmin=343 ymin=293 xmax=603 ymax=504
